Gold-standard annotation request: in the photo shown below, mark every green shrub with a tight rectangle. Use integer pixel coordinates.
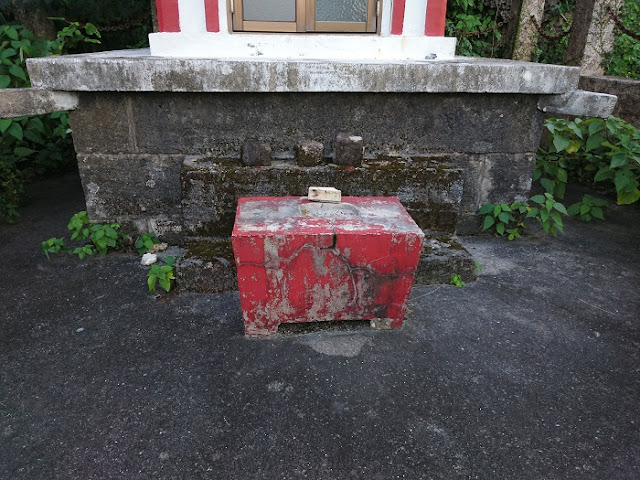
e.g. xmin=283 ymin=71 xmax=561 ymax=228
xmin=135 ymin=232 xmax=160 ymax=255
xmin=46 ymin=0 xmax=152 ymax=52
xmin=43 ymin=210 xmax=128 ymax=260
xmin=605 ymin=0 xmax=640 ymax=79
xmin=479 ymin=193 xmax=567 ymax=239
xmin=567 ymin=194 xmax=608 ymax=222
xmin=66 ymin=210 xmax=127 ymax=257
xmin=148 ymin=256 xmax=176 ymax=293
xmin=479 ymin=116 xmax=638 ymax=240
xmin=449 ymin=274 xmax=466 ymax=287
xmin=446 ymin=0 xmax=504 ymax=58
xmin=0 ymin=22 xmax=100 ymax=223
xmin=43 ymin=210 xmax=174 ymax=294
xmin=41 ymin=236 xmax=66 ymax=260
xmin=538 ymin=117 xmax=640 ymax=206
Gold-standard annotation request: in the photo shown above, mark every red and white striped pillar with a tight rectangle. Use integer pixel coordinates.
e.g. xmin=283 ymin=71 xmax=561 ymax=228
xmin=390 ymin=0 xmax=447 ymax=36
xmin=155 ymin=0 xmax=446 ymax=37
xmin=155 ymin=0 xmax=220 ymax=33
xmin=150 ymin=0 xmax=454 ymax=59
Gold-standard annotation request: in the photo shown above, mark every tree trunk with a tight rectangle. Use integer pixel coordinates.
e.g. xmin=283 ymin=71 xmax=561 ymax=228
xmin=150 ymin=0 xmax=159 ymax=33
xmin=10 ymin=0 xmax=56 ymax=40
xmin=501 ymin=0 xmax=525 ymax=59
xmin=512 ymin=0 xmax=546 ymax=61
xmin=565 ymin=0 xmax=625 ymax=75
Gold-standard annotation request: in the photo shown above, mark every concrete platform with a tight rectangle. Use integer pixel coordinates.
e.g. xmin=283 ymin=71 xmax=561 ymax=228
xmin=14 ymin=51 xmax=614 ymax=247
xmin=1 ymin=173 xmax=639 ymax=479
xmin=27 ymin=49 xmax=579 ymax=94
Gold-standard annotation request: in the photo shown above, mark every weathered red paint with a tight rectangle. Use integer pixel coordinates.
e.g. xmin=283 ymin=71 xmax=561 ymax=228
xmin=232 ymin=197 xmax=424 ymax=337
xmin=155 ymin=0 xmax=181 ymax=32
xmin=425 ymin=0 xmax=447 ymax=36
xmin=204 ymin=0 xmax=220 ymax=33
xmin=391 ymin=0 xmax=407 ymax=35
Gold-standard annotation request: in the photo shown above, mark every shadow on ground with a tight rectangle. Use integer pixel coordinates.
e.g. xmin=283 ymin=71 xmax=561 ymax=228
xmin=1 ymin=173 xmax=639 ymax=479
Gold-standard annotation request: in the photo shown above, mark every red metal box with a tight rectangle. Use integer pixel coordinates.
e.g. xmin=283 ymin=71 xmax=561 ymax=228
xmin=232 ymin=197 xmax=424 ymax=337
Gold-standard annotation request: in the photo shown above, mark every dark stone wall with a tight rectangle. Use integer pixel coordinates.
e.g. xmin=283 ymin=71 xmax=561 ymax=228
xmin=579 ymin=75 xmax=640 ymax=127
xmin=71 ymin=92 xmax=543 ymax=156
xmin=70 ymin=91 xmax=545 ymax=237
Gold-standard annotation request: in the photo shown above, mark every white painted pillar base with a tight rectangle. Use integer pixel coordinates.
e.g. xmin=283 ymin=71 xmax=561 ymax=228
xmin=149 ymin=32 xmax=456 ymax=60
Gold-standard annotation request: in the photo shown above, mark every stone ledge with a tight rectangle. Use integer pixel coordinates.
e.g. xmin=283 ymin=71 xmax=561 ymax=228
xmin=0 ymin=88 xmax=78 ymax=118
xmin=181 ymin=158 xmax=464 ymax=236
xmin=415 ymin=232 xmax=478 ymax=285
xmin=27 ymin=49 xmax=579 ymax=94
xmin=579 ymin=75 xmax=640 ymax=126
xmin=173 ymin=233 xmax=477 ymax=293
xmin=538 ymin=90 xmax=617 ymax=118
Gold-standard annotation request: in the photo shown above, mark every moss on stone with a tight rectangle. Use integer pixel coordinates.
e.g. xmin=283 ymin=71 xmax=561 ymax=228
xmin=183 ymin=239 xmax=234 ymax=261
xmin=181 ymin=159 xmax=463 ymax=236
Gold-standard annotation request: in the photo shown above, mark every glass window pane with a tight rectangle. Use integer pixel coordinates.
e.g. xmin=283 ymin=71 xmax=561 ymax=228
xmin=243 ymin=0 xmax=296 ymax=22
xmin=316 ymin=0 xmax=368 ymax=22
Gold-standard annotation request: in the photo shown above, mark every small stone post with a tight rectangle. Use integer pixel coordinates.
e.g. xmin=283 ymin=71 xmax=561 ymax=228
xmin=512 ymin=0 xmax=546 ymax=61
xmin=565 ymin=0 xmax=625 ymax=76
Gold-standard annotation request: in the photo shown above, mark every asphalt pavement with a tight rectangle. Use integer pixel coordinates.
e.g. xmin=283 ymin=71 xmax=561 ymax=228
xmin=1 ymin=173 xmax=638 ymax=479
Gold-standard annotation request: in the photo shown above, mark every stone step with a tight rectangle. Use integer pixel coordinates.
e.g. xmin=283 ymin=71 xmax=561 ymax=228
xmin=174 ymin=231 xmax=476 ymax=294
xmin=417 ymin=231 xmax=478 ymax=285
xmin=181 ymin=157 xmax=463 ymax=237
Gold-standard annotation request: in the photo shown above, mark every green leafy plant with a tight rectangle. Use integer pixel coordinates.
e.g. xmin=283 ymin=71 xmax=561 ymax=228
xmin=539 ymin=117 xmax=640 ymax=206
xmin=72 ymin=243 xmax=95 ymax=260
xmin=479 ymin=193 xmax=567 ymax=239
xmin=44 ymin=0 xmax=153 ymax=52
xmin=605 ymin=0 xmax=640 ymax=79
xmin=446 ymin=0 xmax=504 ymax=58
xmin=449 ymin=274 xmax=465 ymax=287
xmin=478 ymin=200 xmax=528 ymax=240
xmin=474 ymin=260 xmax=483 ymax=273
xmin=66 ymin=210 xmax=126 ymax=256
xmin=42 ymin=211 xmax=127 ymax=260
xmin=532 ymin=0 xmax=575 ymax=65
xmin=528 ymin=193 xmax=567 ymax=235
xmin=41 ymin=236 xmax=66 ymax=260
xmin=43 ymin=211 xmax=173 ymax=292
xmin=135 ymin=232 xmax=160 ymax=255
xmin=567 ymin=194 xmax=608 ymax=222
xmin=0 ymin=160 xmax=23 ymax=222
xmin=86 ymin=223 xmax=123 ymax=256
xmin=46 ymin=18 xmax=101 ymax=54
xmin=147 ymin=256 xmax=176 ymax=293
xmin=67 ymin=210 xmax=90 ymax=240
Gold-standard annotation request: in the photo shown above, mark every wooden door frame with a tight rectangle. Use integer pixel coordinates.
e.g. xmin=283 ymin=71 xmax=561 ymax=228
xmin=231 ymin=0 xmax=378 ymax=33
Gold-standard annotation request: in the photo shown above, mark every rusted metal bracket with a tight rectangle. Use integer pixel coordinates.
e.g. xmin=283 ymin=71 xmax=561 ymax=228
xmin=0 ymin=88 xmax=79 ymax=118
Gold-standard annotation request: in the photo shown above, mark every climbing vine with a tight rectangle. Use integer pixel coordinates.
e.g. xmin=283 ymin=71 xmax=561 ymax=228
xmin=446 ymin=0 xmax=508 ymax=57
xmin=605 ymin=0 xmax=640 ymax=79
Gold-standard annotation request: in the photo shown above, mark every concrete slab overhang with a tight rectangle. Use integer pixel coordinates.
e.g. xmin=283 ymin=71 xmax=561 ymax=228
xmin=538 ymin=90 xmax=618 ymax=118
xmin=0 ymin=88 xmax=78 ymax=118
xmin=26 ymin=49 xmax=580 ymax=95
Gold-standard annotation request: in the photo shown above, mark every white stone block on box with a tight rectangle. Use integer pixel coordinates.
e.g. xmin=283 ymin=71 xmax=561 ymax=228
xmin=308 ymin=187 xmax=342 ymax=203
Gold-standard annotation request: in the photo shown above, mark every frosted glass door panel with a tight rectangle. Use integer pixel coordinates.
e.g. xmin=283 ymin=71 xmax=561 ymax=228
xmin=243 ymin=0 xmax=295 ymax=22
xmin=316 ymin=0 xmax=368 ymax=22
